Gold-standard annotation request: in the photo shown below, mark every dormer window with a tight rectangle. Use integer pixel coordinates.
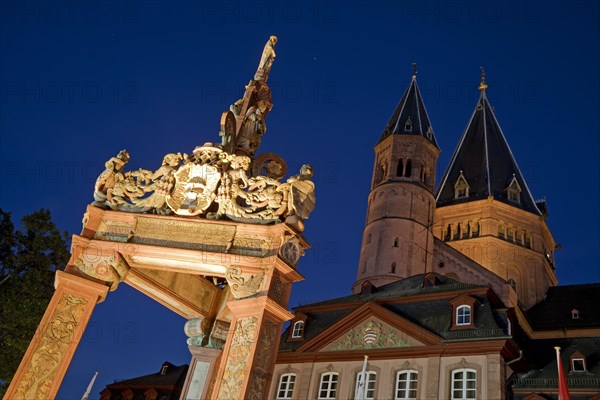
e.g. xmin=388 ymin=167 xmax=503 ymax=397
xmin=456 ymin=305 xmax=471 ymax=325
xmin=404 ymin=117 xmax=412 ymax=132
xmin=506 ymin=174 xmax=522 ymax=204
xmin=449 ymin=295 xmax=479 ymax=329
xmin=571 ymin=309 xmax=580 ymax=319
xmin=160 ymin=364 xmax=169 ymax=375
xmin=426 ymin=126 xmax=433 ymax=140
xmin=454 ymin=171 xmax=470 ymax=199
xmin=291 ymin=321 xmax=304 ymax=338
xmin=570 ymin=351 xmax=587 ymax=372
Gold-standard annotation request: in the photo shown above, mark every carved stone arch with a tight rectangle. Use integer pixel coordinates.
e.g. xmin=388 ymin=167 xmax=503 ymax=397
xmin=506 ymin=262 xmax=525 ymax=300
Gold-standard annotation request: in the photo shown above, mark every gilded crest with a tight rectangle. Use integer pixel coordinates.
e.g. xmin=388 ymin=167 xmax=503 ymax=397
xmin=166 ymin=163 xmax=221 ymax=216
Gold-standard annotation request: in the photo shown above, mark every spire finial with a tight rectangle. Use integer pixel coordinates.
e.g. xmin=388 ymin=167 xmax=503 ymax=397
xmin=412 ymin=62 xmax=418 ymax=80
xmin=479 ymin=66 xmax=488 ymax=91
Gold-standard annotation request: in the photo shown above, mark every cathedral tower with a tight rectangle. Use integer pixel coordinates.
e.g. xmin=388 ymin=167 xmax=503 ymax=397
xmin=353 ymin=70 xmax=440 ymax=293
xmin=433 ymin=72 xmax=557 ymax=309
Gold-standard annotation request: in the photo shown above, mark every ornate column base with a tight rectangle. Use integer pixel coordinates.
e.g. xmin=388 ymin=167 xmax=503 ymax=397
xmin=180 ymin=346 xmax=222 ymax=400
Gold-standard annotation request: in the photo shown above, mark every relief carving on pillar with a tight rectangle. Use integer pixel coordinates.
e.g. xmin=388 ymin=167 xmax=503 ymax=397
xmin=218 ymin=317 xmax=258 ymax=400
xmin=225 ymin=266 xmax=265 ymax=299
xmin=268 ymin=274 xmax=289 ymax=306
xmin=14 ymin=293 xmax=88 ymax=400
xmin=247 ymin=319 xmax=279 ymax=400
xmin=73 ymin=250 xmax=129 ymax=291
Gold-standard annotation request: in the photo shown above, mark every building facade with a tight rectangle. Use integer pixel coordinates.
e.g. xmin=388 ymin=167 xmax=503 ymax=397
xmin=269 ymin=72 xmax=600 ymax=400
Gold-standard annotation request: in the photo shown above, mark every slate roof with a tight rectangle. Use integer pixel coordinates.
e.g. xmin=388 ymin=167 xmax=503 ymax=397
xmin=378 ymin=75 xmax=438 ymax=148
xmin=280 ymin=274 xmax=508 ymax=352
xmin=525 ymin=283 xmax=600 ymax=330
xmin=436 ymin=88 xmax=541 ymax=215
xmin=512 ymin=337 xmax=600 ymax=397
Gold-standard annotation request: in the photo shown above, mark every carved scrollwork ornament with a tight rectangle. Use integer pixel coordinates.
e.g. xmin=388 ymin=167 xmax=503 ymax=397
xmin=225 ymin=266 xmax=265 ymax=299
xmin=73 ymin=251 xmax=129 ymax=291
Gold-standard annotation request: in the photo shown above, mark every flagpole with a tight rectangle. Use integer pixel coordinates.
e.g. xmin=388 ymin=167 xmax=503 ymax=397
xmin=81 ymin=371 xmax=99 ymax=400
xmin=554 ymin=346 xmax=571 ymax=400
xmin=355 ymin=355 xmax=369 ymax=400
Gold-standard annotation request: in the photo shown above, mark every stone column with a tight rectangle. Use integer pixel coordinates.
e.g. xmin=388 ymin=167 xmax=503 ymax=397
xmin=5 ymin=271 xmax=109 ymax=400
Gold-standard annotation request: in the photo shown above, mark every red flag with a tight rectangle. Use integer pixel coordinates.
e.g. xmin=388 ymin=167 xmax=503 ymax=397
xmin=555 ymin=346 xmax=571 ymax=400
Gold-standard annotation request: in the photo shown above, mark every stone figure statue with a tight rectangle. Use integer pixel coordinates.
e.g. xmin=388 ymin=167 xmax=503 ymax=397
xmin=254 ymin=36 xmax=277 ymax=81
xmin=93 ymin=150 xmax=130 ymax=205
xmin=237 ymin=105 xmax=266 ymax=156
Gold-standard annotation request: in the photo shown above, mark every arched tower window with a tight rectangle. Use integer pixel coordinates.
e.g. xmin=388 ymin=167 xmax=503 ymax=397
xmin=405 ymin=159 xmax=412 ymax=177
xmin=391 ymin=262 xmax=396 ymax=273
xmin=393 ymin=237 xmax=399 ymax=247
xmin=397 ymin=159 xmax=404 ymax=177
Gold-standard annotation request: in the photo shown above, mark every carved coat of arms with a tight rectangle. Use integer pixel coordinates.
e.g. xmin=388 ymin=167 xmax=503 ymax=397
xmin=166 ymin=163 xmax=221 ymax=216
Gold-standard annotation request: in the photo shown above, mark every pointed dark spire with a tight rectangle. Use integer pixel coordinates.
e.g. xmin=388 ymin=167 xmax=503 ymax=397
xmin=436 ymin=72 xmax=541 ymax=215
xmin=378 ymin=65 xmax=438 ymax=147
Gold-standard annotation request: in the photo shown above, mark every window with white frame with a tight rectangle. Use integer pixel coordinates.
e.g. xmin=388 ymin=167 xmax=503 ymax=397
xmin=354 ymin=371 xmax=376 ymax=400
xmin=318 ymin=372 xmax=338 ymax=399
xmin=451 ymin=368 xmax=477 ymax=399
xmin=395 ymin=370 xmax=418 ymax=400
xmin=456 ymin=305 xmax=471 ymax=326
xmin=276 ymin=373 xmax=296 ymax=399
xmin=291 ymin=321 xmax=304 ymax=338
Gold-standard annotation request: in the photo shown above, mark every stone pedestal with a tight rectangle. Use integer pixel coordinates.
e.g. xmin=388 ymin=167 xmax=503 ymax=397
xmin=180 ymin=346 xmax=222 ymax=400
xmin=4 ymin=271 xmax=108 ymax=400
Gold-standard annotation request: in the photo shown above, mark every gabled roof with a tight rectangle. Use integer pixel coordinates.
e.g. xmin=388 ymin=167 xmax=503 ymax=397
xmin=280 ymin=274 xmax=508 ymax=352
xmin=436 ymin=86 xmax=541 ymax=215
xmin=379 ymin=74 xmax=438 ymax=148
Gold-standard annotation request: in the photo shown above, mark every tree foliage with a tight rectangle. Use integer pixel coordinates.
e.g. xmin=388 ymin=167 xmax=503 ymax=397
xmin=0 ymin=208 xmax=70 ymax=397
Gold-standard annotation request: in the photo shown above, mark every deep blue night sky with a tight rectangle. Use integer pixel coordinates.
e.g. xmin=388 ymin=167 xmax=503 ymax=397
xmin=1 ymin=1 xmax=599 ymax=399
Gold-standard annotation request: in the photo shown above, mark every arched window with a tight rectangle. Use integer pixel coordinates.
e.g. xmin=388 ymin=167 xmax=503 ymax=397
xmin=451 ymin=368 xmax=476 ymax=399
xmin=405 ymin=159 xmax=412 ymax=177
xmin=572 ymin=309 xmax=580 ymax=319
xmin=397 ymin=159 xmax=404 ymax=177
xmin=456 ymin=305 xmax=471 ymax=326
xmin=393 ymin=237 xmax=399 ymax=247
xmin=355 ymin=371 xmax=377 ymax=400
xmin=291 ymin=321 xmax=304 ymax=338
xmin=395 ymin=370 xmax=418 ymax=400
xmin=318 ymin=372 xmax=339 ymax=399
xmin=391 ymin=262 xmax=396 ymax=273
xmin=277 ymin=373 xmax=296 ymax=399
